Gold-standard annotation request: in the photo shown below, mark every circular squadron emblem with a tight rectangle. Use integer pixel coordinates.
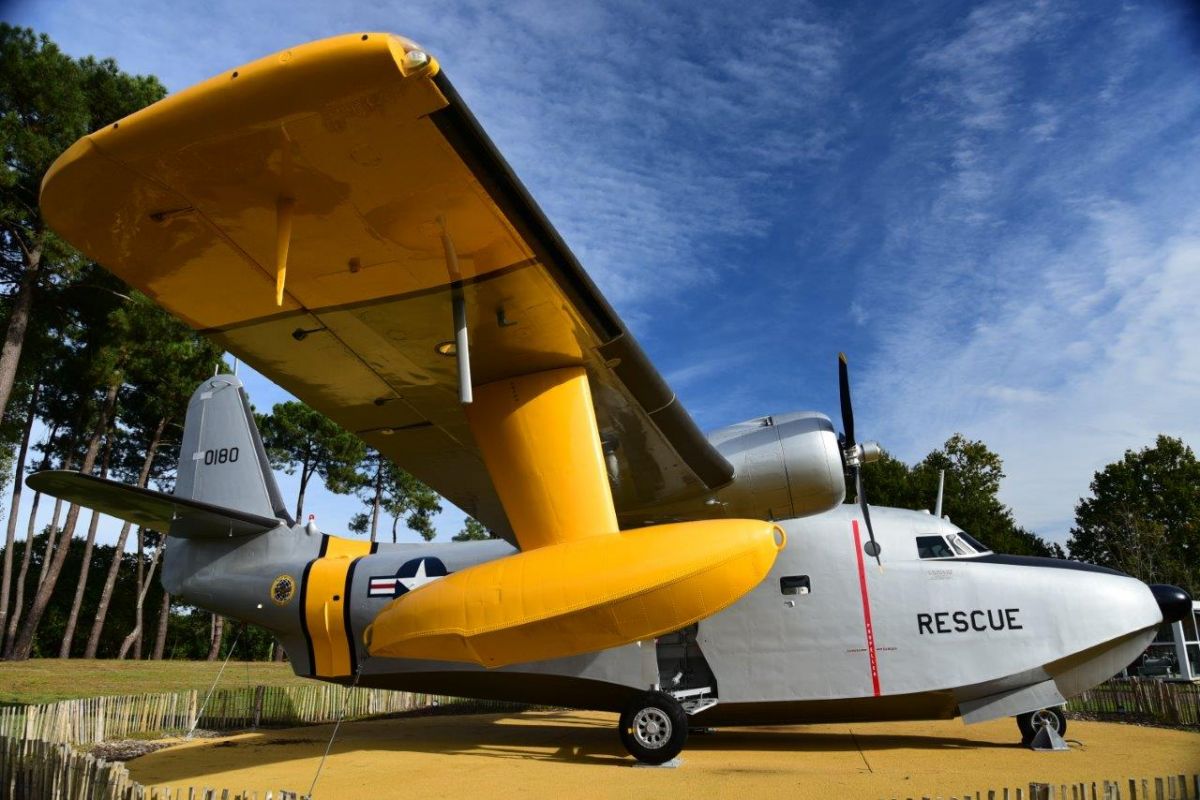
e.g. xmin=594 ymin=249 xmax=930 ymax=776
xmin=270 ymin=574 xmax=297 ymax=606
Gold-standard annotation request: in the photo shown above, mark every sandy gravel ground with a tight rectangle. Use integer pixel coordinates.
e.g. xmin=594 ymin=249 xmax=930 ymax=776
xmin=129 ymin=710 xmax=1200 ymax=799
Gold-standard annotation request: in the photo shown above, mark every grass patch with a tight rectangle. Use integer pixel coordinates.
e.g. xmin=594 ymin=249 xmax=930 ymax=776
xmin=0 ymin=660 xmax=311 ymax=705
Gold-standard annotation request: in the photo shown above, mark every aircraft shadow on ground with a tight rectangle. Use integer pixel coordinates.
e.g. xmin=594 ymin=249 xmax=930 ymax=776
xmin=137 ymin=712 xmax=1018 ymax=783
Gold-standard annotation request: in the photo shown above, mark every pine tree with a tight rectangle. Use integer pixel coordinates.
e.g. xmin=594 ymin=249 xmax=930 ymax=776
xmin=258 ymin=402 xmax=365 ymax=520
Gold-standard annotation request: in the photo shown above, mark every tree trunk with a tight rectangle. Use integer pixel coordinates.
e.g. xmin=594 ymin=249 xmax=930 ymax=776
xmin=207 ymin=614 xmax=224 ymax=661
xmin=134 ymin=528 xmax=143 ymax=659
xmin=36 ymin=495 xmax=65 ymax=588
xmin=0 ymin=385 xmax=37 ymax=645
xmin=370 ymin=460 xmax=382 ymax=544
xmin=151 ymin=590 xmax=169 ymax=660
xmin=3 ymin=491 xmax=39 ymax=657
xmin=10 ymin=383 xmax=117 ymax=660
xmin=35 ymin=443 xmax=77 ymax=591
xmin=4 ymin=428 xmax=57 ymax=657
xmin=116 ymin=540 xmax=161 ymax=660
xmin=294 ymin=456 xmax=312 ymax=520
xmin=0 ymin=243 xmax=42 ymax=431
xmin=83 ymin=417 xmax=166 ymax=658
xmin=272 ymin=640 xmax=286 ymax=662
xmin=58 ymin=435 xmax=112 ymax=657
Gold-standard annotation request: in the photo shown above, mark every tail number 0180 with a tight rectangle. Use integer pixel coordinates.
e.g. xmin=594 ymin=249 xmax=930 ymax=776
xmin=203 ymin=447 xmax=239 ymax=466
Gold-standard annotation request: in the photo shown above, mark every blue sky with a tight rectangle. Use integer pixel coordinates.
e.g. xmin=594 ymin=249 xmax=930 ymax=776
xmin=5 ymin=0 xmax=1200 ymax=547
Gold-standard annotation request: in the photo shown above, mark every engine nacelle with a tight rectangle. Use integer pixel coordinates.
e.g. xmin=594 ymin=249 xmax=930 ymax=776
xmin=708 ymin=411 xmax=845 ymax=522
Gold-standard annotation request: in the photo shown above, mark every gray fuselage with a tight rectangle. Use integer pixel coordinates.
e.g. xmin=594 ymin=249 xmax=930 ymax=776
xmin=164 ymin=504 xmax=1163 ymax=727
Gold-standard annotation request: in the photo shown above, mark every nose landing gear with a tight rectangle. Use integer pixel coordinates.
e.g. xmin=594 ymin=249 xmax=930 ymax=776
xmin=1017 ymin=706 xmax=1068 ymax=751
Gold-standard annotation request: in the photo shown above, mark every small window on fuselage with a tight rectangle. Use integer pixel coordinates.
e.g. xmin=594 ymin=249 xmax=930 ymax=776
xmin=780 ymin=575 xmax=811 ymax=595
xmin=916 ymin=535 xmax=955 ymax=559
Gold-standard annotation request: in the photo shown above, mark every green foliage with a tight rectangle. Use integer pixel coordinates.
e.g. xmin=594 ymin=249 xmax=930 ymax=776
xmin=0 ymin=532 xmax=284 ymax=661
xmin=854 ymin=434 xmax=1059 ymax=557
xmin=348 ymin=449 xmax=441 ymax=542
xmin=258 ymin=401 xmax=365 ymax=518
xmin=0 ymin=24 xmax=166 ymax=281
xmin=452 ymin=517 xmax=494 ymax=541
xmin=1068 ymin=435 xmax=1199 ymax=593
xmin=163 ymin=608 xmax=278 ymax=662
xmin=2 ymin=531 xmax=163 ymax=657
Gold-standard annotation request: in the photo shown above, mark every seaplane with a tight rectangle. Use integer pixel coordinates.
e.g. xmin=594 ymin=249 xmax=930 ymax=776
xmin=31 ymin=34 xmax=1191 ymax=764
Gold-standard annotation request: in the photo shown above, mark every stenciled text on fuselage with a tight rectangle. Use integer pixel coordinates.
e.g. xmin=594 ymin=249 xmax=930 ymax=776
xmin=917 ymin=608 xmax=1022 ymax=635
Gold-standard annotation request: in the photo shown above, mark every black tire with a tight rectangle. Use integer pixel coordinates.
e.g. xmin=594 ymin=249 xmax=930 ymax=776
xmin=1016 ymin=706 xmax=1067 ymax=742
xmin=618 ymin=691 xmax=688 ymax=765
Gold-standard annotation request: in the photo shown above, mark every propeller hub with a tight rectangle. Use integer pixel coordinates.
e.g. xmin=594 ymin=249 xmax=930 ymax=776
xmin=844 ymin=441 xmax=882 ymax=467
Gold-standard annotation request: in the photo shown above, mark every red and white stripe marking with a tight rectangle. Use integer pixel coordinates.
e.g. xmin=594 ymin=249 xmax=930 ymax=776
xmin=368 ymin=578 xmax=399 ymax=596
xmin=851 ymin=519 xmax=881 ymax=697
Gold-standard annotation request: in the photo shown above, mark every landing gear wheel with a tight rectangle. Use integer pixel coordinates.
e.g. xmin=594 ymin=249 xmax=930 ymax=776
xmin=619 ymin=691 xmax=688 ymax=765
xmin=1016 ymin=707 xmax=1067 ymax=742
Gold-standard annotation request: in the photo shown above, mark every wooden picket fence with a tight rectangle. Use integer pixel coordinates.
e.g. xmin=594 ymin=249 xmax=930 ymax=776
xmin=0 ymin=733 xmax=307 ymax=799
xmin=0 ymin=684 xmax=514 ymax=746
xmin=1067 ymin=679 xmax=1200 ymax=726
xmin=881 ymin=773 xmax=1200 ymax=800
xmin=0 ymin=684 xmax=505 ymax=799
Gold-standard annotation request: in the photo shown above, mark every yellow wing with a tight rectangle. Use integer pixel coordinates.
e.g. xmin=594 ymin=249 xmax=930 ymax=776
xmin=40 ymin=33 xmax=732 ymax=543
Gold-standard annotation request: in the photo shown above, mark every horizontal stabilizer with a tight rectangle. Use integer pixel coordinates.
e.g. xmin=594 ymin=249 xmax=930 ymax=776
xmin=26 ymin=471 xmax=281 ymax=538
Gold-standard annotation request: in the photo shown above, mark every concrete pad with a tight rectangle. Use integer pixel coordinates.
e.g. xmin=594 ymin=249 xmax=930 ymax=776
xmin=129 ymin=710 xmax=1200 ymax=799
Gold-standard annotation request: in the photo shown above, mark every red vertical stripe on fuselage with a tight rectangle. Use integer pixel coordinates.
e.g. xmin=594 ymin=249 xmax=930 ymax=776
xmin=851 ymin=519 xmax=881 ymax=696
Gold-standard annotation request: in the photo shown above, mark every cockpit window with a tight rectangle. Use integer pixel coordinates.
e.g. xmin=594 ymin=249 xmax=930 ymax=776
xmin=955 ymin=531 xmax=990 ymax=553
xmin=917 ymin=531 xmax=991 ymax=559
xmin=946 ymin=534 xmax=972 ymax=555
xmin=916 ymin=535 xmax=955 ymax=559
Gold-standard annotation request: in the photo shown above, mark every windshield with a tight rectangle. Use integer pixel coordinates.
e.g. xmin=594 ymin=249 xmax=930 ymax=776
xmin=954 ymin=530 xmax=990 ymax=553
xmin=946 ymin=534 xmax=972 ymax=555
xmin=916 ymin=531 xmax=991 ymax=559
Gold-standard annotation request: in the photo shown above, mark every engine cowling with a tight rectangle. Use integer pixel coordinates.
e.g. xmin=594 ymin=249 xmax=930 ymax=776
xmin=708 ymin=411 xmax=845 ymax=521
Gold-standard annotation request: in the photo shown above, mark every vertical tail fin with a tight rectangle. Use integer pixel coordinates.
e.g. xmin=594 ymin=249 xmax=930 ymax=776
xmin=175 ymin=375 xmax=293 ymax=525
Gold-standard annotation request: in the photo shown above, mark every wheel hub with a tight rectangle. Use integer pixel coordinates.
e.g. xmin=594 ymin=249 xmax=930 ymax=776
xmin=1032 ymin=709 xmax=1059 ymax=731
xmin=632 ymin=707 xmax=672 ymax=749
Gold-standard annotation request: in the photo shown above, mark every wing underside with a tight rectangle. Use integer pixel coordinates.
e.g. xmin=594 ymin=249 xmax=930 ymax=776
xmin=39 ymin=34 xmax=733 ymax=543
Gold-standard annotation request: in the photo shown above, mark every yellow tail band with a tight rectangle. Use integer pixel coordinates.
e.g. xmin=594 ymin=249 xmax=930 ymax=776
xmin=302 ymin=535 xmax=372 ymax=677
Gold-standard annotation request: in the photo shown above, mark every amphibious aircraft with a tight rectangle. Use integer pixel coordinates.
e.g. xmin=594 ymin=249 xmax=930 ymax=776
xmin=31 ymin=34 xmax=1191 ymax=764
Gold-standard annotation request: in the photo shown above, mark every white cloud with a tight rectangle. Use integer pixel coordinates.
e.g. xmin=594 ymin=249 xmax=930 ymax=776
xmin=856 ymin=0 xmax=1200 ymax=543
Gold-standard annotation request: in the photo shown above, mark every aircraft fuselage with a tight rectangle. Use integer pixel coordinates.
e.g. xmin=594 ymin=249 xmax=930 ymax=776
xmin=164 ymin=503 xmax=1165 ymax=728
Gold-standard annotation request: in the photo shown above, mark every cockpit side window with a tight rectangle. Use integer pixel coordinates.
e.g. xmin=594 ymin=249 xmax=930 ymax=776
xmin=916 ymin=535 xmax=955 ymax=559
xmin=955 ymin=530 xmax=991 ymax=553
xmin=946 ymin=534 xmax=972 ymax=555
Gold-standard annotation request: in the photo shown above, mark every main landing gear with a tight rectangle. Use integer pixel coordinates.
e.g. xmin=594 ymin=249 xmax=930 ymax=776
xmin=619 ymin=691 xmax=689 ymax=765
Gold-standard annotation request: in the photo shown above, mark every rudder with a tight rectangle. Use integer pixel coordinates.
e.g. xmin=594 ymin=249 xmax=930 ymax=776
xmin=175 ymin=374 xmax=293 ymax=524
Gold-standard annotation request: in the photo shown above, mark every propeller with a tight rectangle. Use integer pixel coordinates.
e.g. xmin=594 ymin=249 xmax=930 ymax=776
xmin=838 ymin=353 xmax=883 ymax=566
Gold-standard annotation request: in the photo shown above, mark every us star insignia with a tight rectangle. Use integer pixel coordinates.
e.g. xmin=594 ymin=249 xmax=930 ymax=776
xmin=368 ymin=557 xmax=450 ymax=598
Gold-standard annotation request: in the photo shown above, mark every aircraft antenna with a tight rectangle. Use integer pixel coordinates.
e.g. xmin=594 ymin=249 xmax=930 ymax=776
xmin=934 ymin=469 xmax=945 ymax=518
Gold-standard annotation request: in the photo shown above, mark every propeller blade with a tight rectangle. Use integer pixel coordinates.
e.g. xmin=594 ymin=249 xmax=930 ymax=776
xmin=855 ymin=466 xmax=882 ymax=567
xmin=838 ymin=352 xmax=855 ymax=449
